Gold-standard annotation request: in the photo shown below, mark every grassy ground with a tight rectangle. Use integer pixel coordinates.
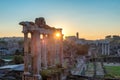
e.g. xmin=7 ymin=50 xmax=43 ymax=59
xmin=40 ymin=67 xmax=64 ymax=78
xmin=0 ymin=55 xmax=14 ymax=60
xmin=105 ymin=66 xmax=120 ymax=78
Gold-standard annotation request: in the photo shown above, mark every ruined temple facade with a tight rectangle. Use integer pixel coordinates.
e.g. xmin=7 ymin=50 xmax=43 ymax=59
xmin=19 ymin=17 xmax=63 ymax=80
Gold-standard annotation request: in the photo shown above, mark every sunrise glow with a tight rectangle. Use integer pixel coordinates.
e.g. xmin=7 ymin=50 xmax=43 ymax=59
xmin=0 ymin=0 xmax=120 ymax=40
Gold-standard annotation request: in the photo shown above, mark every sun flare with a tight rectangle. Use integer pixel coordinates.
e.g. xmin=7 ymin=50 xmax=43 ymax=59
xmin=56 ymin=33 xmax=61 ymax=37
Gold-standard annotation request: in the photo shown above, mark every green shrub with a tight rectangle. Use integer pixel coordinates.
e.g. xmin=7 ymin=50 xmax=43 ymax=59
xmin=13 ymin=55 xmax=23 ymax=64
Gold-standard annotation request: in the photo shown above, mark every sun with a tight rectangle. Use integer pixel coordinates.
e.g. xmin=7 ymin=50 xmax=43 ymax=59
xmin=56 ymin=33 xmax=61 ymax=37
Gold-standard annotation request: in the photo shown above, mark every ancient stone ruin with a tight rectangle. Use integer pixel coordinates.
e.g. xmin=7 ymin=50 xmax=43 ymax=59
xmin=19 ymin=17 xmax=63 ymax=80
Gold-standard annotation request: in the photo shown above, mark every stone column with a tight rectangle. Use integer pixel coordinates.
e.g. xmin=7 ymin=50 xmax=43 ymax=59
xmin=105 ymin=43 xmax=107 ymax=55
xmin=31 ymin=32 xmax=41 ymax=80
xmin=51 ymin=34 xmax=56 ymax=66
xmin=102 ymin=43 xmax=104 ymax=55
xmin=53 ymin=36 xmax=56 ymax=66
xmin=60 ymin=34 xmax=63 ymax=66
xmin=108 ymin=44 xmax=110 ymax=55
xmin=23 ymin=32 xmax=30 ymax=74
xmin=55 ymin=38 xmax=59 ymax=65
xmin=106 ymin=44 xmax=108 ymax=55
xmin=54 ymin=36 xmax=57 ymax=65
xmin=47 ymin=34 xmax=55 ymax=67
xmin=42 ymin=34 xmax=47 ymax=69
xmin=46 ymin=34 xmax=52 ymax=66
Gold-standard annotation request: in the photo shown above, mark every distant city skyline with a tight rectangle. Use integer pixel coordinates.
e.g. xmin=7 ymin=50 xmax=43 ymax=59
xmin=0 ymin=0 xmax=120 ymax=40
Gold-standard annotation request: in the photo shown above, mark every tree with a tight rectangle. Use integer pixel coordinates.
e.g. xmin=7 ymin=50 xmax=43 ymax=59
xmin=13 ymin=55 xmax=23 ymax=64
xmin=76 ymin=44 xmax=89 ymax=55
xmin=0 ymin=59 xmax=5 ymax=66
xmin=63 ymin=40 xmax=89 ymax=69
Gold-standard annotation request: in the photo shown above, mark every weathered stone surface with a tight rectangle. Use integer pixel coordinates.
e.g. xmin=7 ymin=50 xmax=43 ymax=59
xmin=20 ymin=17 xmax=63 ymax=80
xmin=19 ymin=22 xmax=35 ymax=26
xmin=35 ymin=17 xmax=46 ymax=27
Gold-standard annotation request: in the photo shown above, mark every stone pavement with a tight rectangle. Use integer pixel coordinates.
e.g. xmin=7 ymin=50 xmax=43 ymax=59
xmin=96 ymin=62 xmax=104 ymax=76
xmin=85 ymin=62 xmax=104 ymax=77
xmin=71 ymin=63 xmax=85 ymax=75
xmin=85 ymin=63 xmax=94 ymax=77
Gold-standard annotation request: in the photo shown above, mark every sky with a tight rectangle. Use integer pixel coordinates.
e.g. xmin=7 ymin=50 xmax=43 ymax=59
xmin=0 ymin=0 xmax=120 ymax=40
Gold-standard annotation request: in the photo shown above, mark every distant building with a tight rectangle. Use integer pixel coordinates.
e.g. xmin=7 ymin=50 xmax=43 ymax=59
xmin=0 ymin=37 xmax=24 ymax=55
xmin=92 ymin=39 xmax=110 ymax=56
xmin=0 ymin=49 xmax=10 ymax=55
xmin=76 ymin=32 xmax=79 ymax=39
xmin=65 ymin=34 xmax=120 ymax=56
xmin=92 ymin=35 xmax=120 ymax=56
xmin=105 ymin=35 xmax=111 ymax=39
xmin=65 ymin=35 xmax=88 ymax=45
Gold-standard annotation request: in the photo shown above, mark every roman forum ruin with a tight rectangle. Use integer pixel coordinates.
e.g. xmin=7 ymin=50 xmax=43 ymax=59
xmin=19 ymin=17 xmax=64 ymax=80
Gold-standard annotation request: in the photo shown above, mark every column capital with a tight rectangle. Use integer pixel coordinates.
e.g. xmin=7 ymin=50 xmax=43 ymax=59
xmin=22 ymin=30 xmax=29 ymax=34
